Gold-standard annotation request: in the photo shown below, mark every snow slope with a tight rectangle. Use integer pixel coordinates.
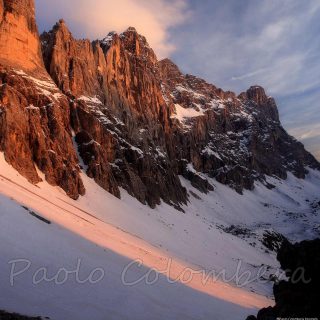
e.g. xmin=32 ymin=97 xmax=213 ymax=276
xmin=0 ymin=152 xmax=319 ymax=319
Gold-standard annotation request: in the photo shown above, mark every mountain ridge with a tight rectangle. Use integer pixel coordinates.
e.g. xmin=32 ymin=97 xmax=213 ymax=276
xmin=0 ymin=0 xmax=319 ymax=208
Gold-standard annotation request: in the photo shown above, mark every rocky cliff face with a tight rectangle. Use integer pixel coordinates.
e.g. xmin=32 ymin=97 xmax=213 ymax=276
xmin=159 ymin=59 xmax=320 ymax=193
xmin=0 ymin=0 xmax=84 ymax=199
xmin=41 ymin=21 xmax=187 ymax=208
xmin=0 ymin=0 xmax=43 ymax=71
xmin=0 ymin=0 xmax=319 ymax=208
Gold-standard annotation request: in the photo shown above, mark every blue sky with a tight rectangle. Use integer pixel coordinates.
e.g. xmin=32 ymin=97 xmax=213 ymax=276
xmin=35 ymin=0 xmax=320 ymax=160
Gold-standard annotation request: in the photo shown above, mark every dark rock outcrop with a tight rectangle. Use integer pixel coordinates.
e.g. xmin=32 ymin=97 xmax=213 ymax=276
xmin=0 ymin=310 xmax=42 ymax=319
xmin=262 ymin=230 xmax=288 ymax=252
xmin=247 ymin=239 xmax=320 ymax=319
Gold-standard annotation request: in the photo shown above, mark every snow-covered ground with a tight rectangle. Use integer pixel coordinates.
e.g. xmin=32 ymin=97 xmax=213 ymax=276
xmin=0 ymin=152 xmax=319 ymax=320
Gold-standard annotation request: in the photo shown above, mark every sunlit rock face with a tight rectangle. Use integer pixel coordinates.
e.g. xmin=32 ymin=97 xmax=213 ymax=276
xmin=41 ymin=22 xmax=188 ymax=208
xmin=0 ymin=0 xmax=85 ymax=199
xmin=0 ymin=0 xmax=43 ymax=71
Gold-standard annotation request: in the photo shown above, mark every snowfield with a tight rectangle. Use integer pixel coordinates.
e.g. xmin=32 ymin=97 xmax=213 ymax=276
xmin=0 ymin=152 xmax=319 ymax=320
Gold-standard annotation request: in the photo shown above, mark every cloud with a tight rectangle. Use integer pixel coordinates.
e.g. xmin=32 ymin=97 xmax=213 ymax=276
xmin=35 ymin=0 xmax=190 ymax=58
xmin=289 ymin=123 xmax=320 ymax=141
xmin=231 ymin=68 xmax=267 ymax=81
xmin=296 ymin=133 xmax=320 ymax=161
xmin=173 ymin=1 xmax=320 ymax=95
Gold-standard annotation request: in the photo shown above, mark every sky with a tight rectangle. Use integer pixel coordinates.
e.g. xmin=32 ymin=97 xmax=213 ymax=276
xmin=35 ymin=0 xmax=320 ymax=160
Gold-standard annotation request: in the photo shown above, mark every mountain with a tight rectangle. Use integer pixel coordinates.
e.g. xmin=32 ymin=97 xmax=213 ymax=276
xmin=0 ymin=1 xmax=319 ymax=319
xmin=40 ymin=20 xmax=319 ymax=207
xmin=0 ymin=0 xmax=85 ymax=199
xmin=1 ymin=0 xmax=319 ymax=210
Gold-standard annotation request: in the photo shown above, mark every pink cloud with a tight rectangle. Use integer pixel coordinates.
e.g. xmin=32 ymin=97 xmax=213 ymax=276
xmin=36 ymin=0 xmax=190 ymax=58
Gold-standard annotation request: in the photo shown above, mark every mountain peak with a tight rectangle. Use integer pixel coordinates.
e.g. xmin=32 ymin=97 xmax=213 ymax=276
xmin=50 ymin=18 xmax=72 ymax=38
xmin=159 ymin=58 xmax=183 ymax=81
xmin=245 ymin=85 xmax=269 ymax=105
xmin=125 ymin=26 xmax=138 ymax=33
xmin=120 ymin=26 xmax=142 ymax=40
xmin=160 ymin=58 xmax=181 ymax=71
xmin=118 ymin=26 xmax=156 ymax=62
xmin=101 ymin=31 xmax=118 ymax=46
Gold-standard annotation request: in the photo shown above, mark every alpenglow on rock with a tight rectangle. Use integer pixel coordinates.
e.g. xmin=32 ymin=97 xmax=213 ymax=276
xmin=0 ymin=0 xmax=84 ymax=199
xmin=0 ymin=0 xmax=43 ymax=70
xmin=0 ymin=0 xmax=319 ymax=208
